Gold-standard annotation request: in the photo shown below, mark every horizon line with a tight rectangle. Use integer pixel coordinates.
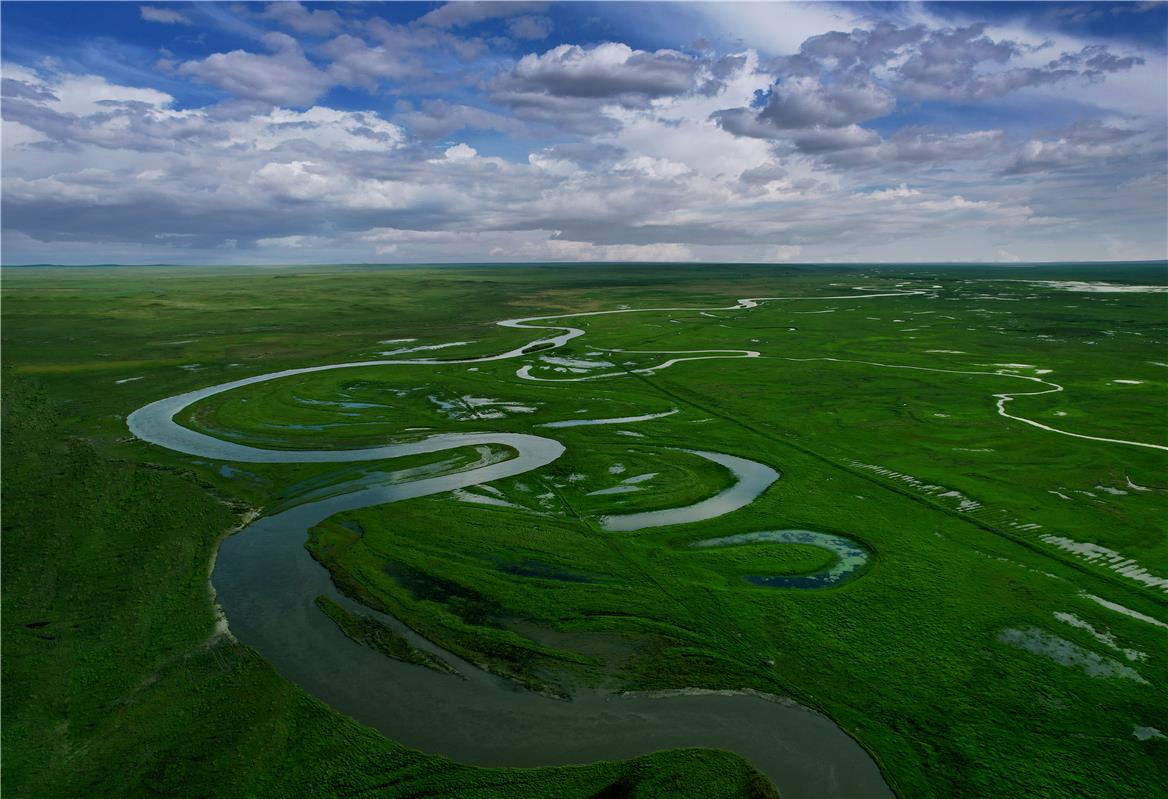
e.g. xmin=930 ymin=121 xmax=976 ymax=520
xmin=4 ymin=259 xmax=1167 ymax=269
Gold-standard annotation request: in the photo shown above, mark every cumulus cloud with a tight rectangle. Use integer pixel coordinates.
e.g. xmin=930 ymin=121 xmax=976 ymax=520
xmin=811 ymin=128 xmax=1006 ymax=168
xmin=395 ymin=99 xmax=524 ymax=139
xmin=501 ymin=42 xmax=701 ymax=99
xmin=178 ymin=32 xmax=332 ymax=106
xmin=367 ymin=15 xmax=488 ymax=62
xmin=2 ymin=4 xmax=1165 ymax=264
xmin=228 ymin=107 xmax=406 ymax=152
xmin=486 ymin=89 xmax=624 ymax=134
xmin=0 ymin=68 xmax=206 ymax=151
xmin=751 ymin=75 xmax=894 ymax=129
xmin=1002 ymin=121 xmax=1147 ymax=175
xmin=717 ymin=20 xmax=1146 ymax=144
xmin=796 ymin=22 xmax=928 ymax=68
xmin=871 ymin=22 xmax=1140 ymax=100
xmin=439 ymin=143 xmax=478 ymax=161
xmin=791 ymin=124 xmax=881 ymax=154
xmin=1 ymin=69 xmax=405 ymax=156
xmin=248 ymin=159 xmax=422 ymax=209
xmin=717 ymin=117 xmax=1005 ymax=168
xmin=319 ymin=34 xmax=421 ymax=86
xmin=490 ymin=42 xmax=708 ymax=133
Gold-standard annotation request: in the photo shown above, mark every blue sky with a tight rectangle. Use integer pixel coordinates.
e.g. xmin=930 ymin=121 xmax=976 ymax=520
xmin=2 ymin=1 xmax=1165 ymax=264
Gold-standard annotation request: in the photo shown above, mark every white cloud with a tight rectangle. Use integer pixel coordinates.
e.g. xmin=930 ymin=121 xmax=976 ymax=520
xmin=40 ymin=72 xmax=174 ymax=116
xmin=765 ymin=245 xmax=802 ymax=261
xmin=260 ymin=2 xmax=343 ymax=36
xmin=226 ymin=107 xmax=405 ymax=152
xmin=320 ymin=34 xmax=421 ymax=86
xmin=864 ymin=184 xmax=921 ymax=201
xmin=417 ymin=1 xmax=545 ymax=30
xmin=255 ymin=234 xmax=330 ymax=248
xmin=177 ymin=33 xmax=333 ymax=106
xmin=2 ymin=4 xmax=1165 ymax=265
xmin=508 ymin=15 xmax=553 ymax=40
xmin=248 ymin=160 xmax=421 ymax=209
xmin=506 ymin=42 xmax=700 ymax=98
xmin=356 ymin=227 xmax=695 ymax=262
xmin=140 ymin=6 xmax=192 ymax=25
xmin=490 ymin=42 xmax=707 ymax=131
xmin=443 ymin=143 xmax=478 ymax=161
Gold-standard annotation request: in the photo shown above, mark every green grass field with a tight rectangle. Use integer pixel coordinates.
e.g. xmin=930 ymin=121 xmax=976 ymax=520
xmin=3 ymin=263 xmax=1166 ymax=797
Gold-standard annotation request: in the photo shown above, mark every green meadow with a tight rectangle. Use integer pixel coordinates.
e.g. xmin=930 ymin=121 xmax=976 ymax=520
xmin=3 ymin=263 xmax=1166 ymax=797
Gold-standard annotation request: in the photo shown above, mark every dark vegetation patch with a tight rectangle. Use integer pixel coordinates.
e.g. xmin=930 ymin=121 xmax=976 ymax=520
xmin=382 ymin=560 xmax=503 ymax=627
xmin=495 ymin=558 xmax=594 ymax=583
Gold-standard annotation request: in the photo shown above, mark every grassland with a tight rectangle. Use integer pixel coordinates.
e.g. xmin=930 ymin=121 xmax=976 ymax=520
xmin=3 ymin=263 xmax=1166 ymax=798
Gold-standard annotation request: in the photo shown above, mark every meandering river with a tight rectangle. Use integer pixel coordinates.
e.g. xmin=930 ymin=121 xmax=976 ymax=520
xmin=128 ymin=294 xmax=903 ymax=798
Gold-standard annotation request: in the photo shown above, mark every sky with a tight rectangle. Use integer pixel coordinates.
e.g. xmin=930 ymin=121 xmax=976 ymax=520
xmin=2 ymin=1 xmax=1166 ymax=265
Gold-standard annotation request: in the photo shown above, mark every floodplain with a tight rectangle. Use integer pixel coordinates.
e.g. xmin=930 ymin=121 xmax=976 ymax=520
xmin=3 ymin=263 xmax=1166 ymax=798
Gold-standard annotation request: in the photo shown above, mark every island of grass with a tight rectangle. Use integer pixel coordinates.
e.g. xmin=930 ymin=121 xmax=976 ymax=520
xmin=314 ymin=595 xmax=459 ymax=675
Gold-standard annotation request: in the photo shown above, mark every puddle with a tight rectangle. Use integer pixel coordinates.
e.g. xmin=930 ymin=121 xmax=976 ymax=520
xmin=378 ymin=341 xmax=472 ymax=356
xmin=1053 ymin=612 xmax=1145 ymax=661
xmin=452 ymin=488 xmax=520 ymax=509
xmin=691 ymin=530 xmax=869 ymax=589
xmin=997 ymin=627 xmax=1147 ymax=683
xmin=429 ymin=395 xmax=538 ymax=421
xmin=538 ymin=355 xmax=615 ymax=370
xmin=1080 ymin=594 xmax=1168 ymax=630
